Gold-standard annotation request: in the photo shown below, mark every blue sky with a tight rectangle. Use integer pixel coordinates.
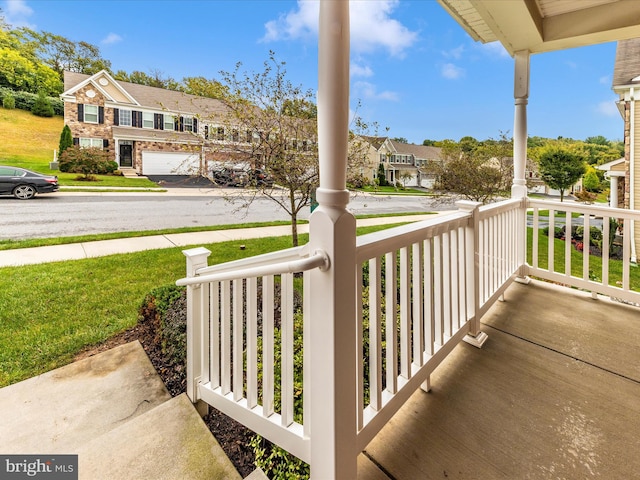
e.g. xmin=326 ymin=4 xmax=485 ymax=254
xmin=2 ymin=0 xmax=623 ymax=143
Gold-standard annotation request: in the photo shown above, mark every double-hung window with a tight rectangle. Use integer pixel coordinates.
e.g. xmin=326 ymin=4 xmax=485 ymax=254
xmin=119 ymin=109 xmax=132 ymax=127
xmin=142 ymin=112 xmax=154 ymax=129
xmin=183 ymin=116 xmax=194 ymax=132
xmin=79 ymin=138 xmax=103 ymax=149
xmin=84 ymin=105 xmax=99 ymax=123
xmin=164 ymin=114 xmax=174 ymax=130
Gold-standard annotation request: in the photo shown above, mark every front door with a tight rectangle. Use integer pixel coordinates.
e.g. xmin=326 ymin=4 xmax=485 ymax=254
xmin=119 ymin=144 xmax=133 ymax=168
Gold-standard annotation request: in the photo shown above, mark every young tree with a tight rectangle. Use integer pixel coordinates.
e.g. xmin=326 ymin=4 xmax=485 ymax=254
xmin=376 ymin=162 xmax=387 ymax=186
xmin=59 ymin=125 xmax=72 ymax=154
xmin=208 ymin=52 xmax=319 ymax=247
xmin=429 ymin=135 xmax=512 ymax=203
xmin=536 ymin=145 xmax=586 ymax=201
xmin=31 ymin=90 xmax=54 ymax=117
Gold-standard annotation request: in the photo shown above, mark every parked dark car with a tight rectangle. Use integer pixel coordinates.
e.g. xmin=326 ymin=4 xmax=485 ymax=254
xmin=0 ymin=166 xmax=59 ymax=199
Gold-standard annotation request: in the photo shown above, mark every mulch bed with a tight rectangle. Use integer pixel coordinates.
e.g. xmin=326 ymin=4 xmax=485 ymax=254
xmin=74 ymin=311 xmax=257 ymax=478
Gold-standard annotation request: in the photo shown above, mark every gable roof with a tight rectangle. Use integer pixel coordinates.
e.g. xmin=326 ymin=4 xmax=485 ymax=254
xmin=613 ymin=38 xmax=640 ymax=88
xmin=388 ymin=140 xmax=442 ymax=160
xmin=63 ymin=71 xmax=228 ymax=117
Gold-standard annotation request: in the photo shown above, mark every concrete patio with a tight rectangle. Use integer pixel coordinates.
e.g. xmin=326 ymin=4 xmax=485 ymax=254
xmin=358 ymin=278 xmax=640 ymax=479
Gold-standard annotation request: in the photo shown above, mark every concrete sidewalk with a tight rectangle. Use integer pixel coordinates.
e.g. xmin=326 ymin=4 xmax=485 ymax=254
xmin=0 ymin=214 xmax=438 ymax=268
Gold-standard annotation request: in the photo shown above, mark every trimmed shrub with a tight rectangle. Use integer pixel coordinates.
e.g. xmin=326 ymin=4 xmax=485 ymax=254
xmin=31 ymin=91 xmax=55 ymax=117
xmin=59 ymin=145 xmax=111 ymax=179
xmin=59 ymin=125 xmax=73 ymax=155
xmin=2 ymin=93 xmax=15 ymax=109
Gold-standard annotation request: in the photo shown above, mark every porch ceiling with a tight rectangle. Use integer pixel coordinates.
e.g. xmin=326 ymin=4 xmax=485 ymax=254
xmin=438 ymin=0 xmax=640 ymax=55
xmin=359 ymin=279 xmax=640 ymax=479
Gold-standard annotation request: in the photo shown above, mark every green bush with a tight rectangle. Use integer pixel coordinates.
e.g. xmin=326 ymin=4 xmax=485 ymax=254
xmin=0 ymin=87 xmax=63 ymax=115
xmin=59 ymin=145 xmax=111 ymax=179
xmin=59 ymin=125 xmax=73 ymax=155
xmin=31 ymin=91 xmax=54 ymax=117
xmin=2 ymin=92 xmax=15 ymax=109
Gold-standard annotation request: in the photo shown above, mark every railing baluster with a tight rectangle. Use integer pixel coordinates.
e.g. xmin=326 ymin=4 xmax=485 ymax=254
xmin=548 ymin=209 xmax=555 ymax=273
xmin=385 ymin=251 xmax=398 ymax=393
xmin=400 ymin=247 xmax=411 ymax=379
xmin=423 ymin=239 xmax=434 ymax=357
xmin=262 ymin=275 xmax=274 ymax=417
xmin=356 ymin=262 xmax=364 ymax=429
xmin=433 ymin=235 xmax=443 ymax=347
xmin=412 ymin=242 xmax=424 ymax=368
xmin=303 ymin=270 xmax=311 ymax=438
xmin=602 ymin=216 xmax=610 ymax=287
xmin=369 ymin=257 xmax=382 ymax=411
xmin=221 ymin=280 xmax=231 ymax=395
xmin=565 ymin=211 xmax=572 ymax=277
xmin=233 ymin=279 xmax=244 ymax=402
xmin=281 ymin=273 xmax=294 ymax=427
xmin=443 ymin=232 xmax=452 ymax=338
xmin=210 ymin=282 xmax=220 ymax=389
xmin=247 ymin=277 xmax=258 ymax=409
xmin=583 ymin=214 xmax=591 ymax=282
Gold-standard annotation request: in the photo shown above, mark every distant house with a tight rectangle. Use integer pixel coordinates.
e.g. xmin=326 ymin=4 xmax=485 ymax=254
xmin=359 ymin=136 xmax=443 ymax=188
xmin=612 ymin=38 xmax=640 ymax=262
xmin=61 ymin=70 xmax=231 ymax=176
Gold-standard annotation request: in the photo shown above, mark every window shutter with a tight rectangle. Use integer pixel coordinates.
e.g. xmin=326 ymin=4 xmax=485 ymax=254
xmin=113 ymin=108 xmax=119 ymax=126
xmin=204 ymin=126 xmax=209 ymax=139
xmin=78 ymin=104 xmax=84 ymax=122
xmin=73 ymin=137 xmax=79 ymax=146
xmin=133 ymin=111 xmax=142 ymax=128
xmin=174 ymin=117 xmax=179 ymax=131
xmin=98 ymin=106 xmax=104 ymax=124
xmin=179 ymin=116 xmax=184 ymax=132
xmin=154 ymin=113 xmax=162 ymax=130
xmin=193 ymin=118 xmax=198 ymax=133
xmin=103 ymin=139 xmax=109 ymax=148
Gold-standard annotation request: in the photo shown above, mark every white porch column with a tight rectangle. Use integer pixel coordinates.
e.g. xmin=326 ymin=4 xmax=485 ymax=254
xmin=512 ymin=50 xmax=529 ymax=200
xmin=513 ymin=50 xmax=531 ymax=282
xmin=610 ymin=175 xmax=619 ymax=208
xmin=309 ymin=1 xmax=358 ymax=479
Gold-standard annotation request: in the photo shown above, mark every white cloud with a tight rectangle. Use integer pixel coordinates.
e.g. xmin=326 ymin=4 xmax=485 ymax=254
xmin=442 ymin=45 xmax=465 ymax=60
xmin=101 ymin=33 xmax=123 ymax=45
xmin=262 ymin=0 xmax=418 ymax=57
xmin=441 ymin=63 xmax=465 ymax=80
xmin=599 ymin=75 xmax=611 ymax=85
xmin=353 ymin=81 xmax=399 ymax=101
xmin=3 ymin=0 xmax=35 ymax=28
xmin=596 ymin=100 xmax=619 ymax=117
xmin=351 ymin=62 xmax=373 ymax=78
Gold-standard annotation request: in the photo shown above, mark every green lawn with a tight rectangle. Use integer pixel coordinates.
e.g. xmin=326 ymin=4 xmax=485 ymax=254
xmin=359 ymin=185 xmax=435 ymax=195
xmin=527 ymin=227 xmax=639 ymax=291
xmin=0 ymin=224 xmax=404 ymax=388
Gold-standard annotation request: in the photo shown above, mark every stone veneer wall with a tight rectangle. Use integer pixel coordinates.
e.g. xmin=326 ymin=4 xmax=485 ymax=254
xmin=64 ymin=85 xmax=116 ymax=161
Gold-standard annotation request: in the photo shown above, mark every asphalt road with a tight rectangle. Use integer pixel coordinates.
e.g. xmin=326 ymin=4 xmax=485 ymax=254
xmin=0 ymin=189 xmax=457 ymax=240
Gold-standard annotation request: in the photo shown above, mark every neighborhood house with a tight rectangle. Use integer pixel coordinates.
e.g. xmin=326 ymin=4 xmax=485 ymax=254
xmin=61 ymin=70 xmax=231 ymax=176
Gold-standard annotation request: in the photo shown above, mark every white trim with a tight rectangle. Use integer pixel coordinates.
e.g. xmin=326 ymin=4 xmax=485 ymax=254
xmin=631 ymin=90 xmax=637 ymax=262
xmin=61 ymin=70 xmax=140 ymax=106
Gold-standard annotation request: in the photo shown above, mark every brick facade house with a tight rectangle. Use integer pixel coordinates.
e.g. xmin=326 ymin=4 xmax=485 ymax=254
xmin=61 ymin=70 xmax=230 ymax=176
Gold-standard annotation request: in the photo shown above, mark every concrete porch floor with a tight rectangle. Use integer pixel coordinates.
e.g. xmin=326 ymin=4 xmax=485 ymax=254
xmin=358 ymin=278 xmax=640 ymax=479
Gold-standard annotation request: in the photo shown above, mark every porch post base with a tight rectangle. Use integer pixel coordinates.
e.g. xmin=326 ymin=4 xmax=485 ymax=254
xmin=515 ymin=276 xmax=531 ymax=285
xmin=463 ymin=331 xmax=488 ymax=349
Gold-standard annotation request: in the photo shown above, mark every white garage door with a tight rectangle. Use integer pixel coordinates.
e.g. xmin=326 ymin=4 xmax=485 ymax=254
xmin=141 ymin=151 xmax=201 ymax=175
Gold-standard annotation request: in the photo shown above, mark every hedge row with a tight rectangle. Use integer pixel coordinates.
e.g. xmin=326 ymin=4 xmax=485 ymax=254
xmin=0 ymin=87 xmax=63 ymax=116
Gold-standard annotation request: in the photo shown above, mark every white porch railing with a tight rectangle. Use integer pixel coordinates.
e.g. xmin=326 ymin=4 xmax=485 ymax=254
xmin=176 ymin=198 xmax=526 ymax=473
xmin=527 ymin=199 xmax=640 ymax=306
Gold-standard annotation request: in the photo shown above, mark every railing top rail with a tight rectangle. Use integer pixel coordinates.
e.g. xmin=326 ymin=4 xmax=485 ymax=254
xmin=528 ymin=198 xmax=640 ymax=220
xmin=195 ymin=244 xmax=309 ymax=277
xmin=356 ymin=211 xmax=470 ymax=263
xmin=478 ymin=197 xmax=523 ymax=218
xmin=176 ymin=249 xmax=328 ymax=286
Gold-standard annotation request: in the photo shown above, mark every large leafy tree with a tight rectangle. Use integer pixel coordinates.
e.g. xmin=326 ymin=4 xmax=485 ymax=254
xmin=536 ymin=145 xmax=586 ymax=201
xmin=208 ymin=52 xmax=319 ymax=247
